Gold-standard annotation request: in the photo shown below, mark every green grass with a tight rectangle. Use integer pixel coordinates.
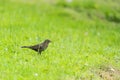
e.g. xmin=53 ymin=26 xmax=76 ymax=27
xmin=0 ymin=0 xmax=120 ymax=80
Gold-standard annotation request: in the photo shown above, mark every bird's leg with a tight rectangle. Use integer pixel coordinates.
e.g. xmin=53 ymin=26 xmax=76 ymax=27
xmin=37 ymin=46 xmax=41 ymax=54
xmin=38 ymin=44 xmax=40 ymax=53
xmin=38 ymin=44 xmax=42 ymax=54
xmin=38 ymin=48 xmax=40 ymax=53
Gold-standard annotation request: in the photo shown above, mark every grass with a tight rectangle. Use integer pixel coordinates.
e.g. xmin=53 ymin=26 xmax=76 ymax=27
xmin=0 ymin=0 xmax=120 ymax=80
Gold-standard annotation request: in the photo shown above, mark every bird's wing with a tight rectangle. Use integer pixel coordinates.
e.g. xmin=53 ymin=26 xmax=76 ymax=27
xmin=29 ymin=45 xmax=39 ymax=50
xmin=38 ymin=45 xmax=42 ymax=49
xmin=37 ymin=44 xmax=43 ymax=52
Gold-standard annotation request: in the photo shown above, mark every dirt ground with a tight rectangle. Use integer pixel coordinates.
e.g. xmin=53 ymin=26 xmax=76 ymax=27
xmin=98 ymin=65 xmax=120 ymax=80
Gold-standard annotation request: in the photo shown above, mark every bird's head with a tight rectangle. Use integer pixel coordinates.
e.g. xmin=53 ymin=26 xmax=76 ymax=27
xmin=44 ymin=39 xmax=51 ymax=43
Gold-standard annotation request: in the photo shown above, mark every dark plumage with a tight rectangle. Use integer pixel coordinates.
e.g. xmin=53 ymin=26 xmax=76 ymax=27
xmin=21 ymin=39 xmax=51 ymax=54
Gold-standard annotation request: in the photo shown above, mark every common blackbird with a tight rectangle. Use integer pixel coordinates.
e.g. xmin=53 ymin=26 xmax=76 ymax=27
xmin=21 ymin=39 xmax=51 ymax=54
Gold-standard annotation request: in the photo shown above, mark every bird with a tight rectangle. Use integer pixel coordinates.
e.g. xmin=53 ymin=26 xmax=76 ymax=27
xmin=21 ymin=39 xmax=51 ymax=54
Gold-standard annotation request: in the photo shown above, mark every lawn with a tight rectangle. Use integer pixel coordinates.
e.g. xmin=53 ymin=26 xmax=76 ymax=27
xmin=0 ymin=0 xmax=120 ymax=80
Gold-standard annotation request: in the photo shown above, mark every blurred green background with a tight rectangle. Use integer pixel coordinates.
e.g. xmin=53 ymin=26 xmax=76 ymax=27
xmin=0 ymin=0 xmax=120 ymax=80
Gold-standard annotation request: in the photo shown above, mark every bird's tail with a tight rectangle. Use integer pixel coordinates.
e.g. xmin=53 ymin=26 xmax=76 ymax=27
xmin=21 ymin=46 xmax=30 ymax=48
